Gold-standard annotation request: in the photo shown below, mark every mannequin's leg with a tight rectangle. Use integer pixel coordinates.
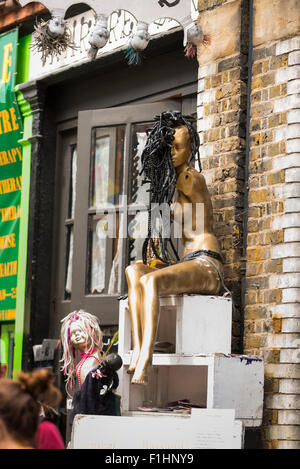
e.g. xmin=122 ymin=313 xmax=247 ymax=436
xmin=131 ymin=259 xmax=221 ymax=384
xmin=125 ymin=261 xmax=156 ymax=374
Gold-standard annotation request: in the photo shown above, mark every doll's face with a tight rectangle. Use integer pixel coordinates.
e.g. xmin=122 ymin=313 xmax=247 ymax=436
xmin=69 ymin=321 xmax=89 ymax=349
xmin=171 ymin=126 xmax=191 ymax=168
xmin=48 ymin=17 xmax=65 ymax=37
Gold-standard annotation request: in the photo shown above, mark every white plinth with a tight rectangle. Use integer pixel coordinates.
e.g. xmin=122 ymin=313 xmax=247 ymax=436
xmin=171 ymin=295 xmax=232 ymax=355
xmin=70 ymin=409 xmax=245 ymax=449
xmin=119 ymin=294 xmax=232 ymax=356
xmin=117 ymin=295 xmax=264 ymax=427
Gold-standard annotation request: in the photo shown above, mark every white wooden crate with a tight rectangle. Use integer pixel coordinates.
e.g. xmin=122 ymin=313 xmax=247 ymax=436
xmin=118 ymin=295 xmax=264 ymax=427
xmin=71 ymin=410 xmax=245 ymax=449
xmin=119 ymin=294 xmax=232 ymax=356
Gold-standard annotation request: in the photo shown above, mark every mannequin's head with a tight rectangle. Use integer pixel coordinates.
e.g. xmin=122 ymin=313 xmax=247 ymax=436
xmin=140 ymin=111 xmax=200 ymax=265
xmin=171 ymin=125 xmax=192 ymax=170
xmin=141 ymin=110 xmax=200 ymax=205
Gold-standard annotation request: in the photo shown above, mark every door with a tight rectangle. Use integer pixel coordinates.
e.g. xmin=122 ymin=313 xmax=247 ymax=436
xmin=51 ymin=100 xmax=183 ymax=334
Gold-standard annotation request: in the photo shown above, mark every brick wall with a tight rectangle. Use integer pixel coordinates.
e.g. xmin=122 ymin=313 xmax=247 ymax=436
xmin=197 ymin=0 xmax=248 ymax=353
xmin=245 ymin=36 xmax=300 ymax=449
xmin=197 ymin=0 xmax=300 ymax=449
xmin=197 ymin=56 xmax=247 ymax=352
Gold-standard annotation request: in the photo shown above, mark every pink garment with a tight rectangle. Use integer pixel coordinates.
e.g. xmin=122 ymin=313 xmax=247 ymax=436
xmin=36 ymin=420 xmax=65 ymax=449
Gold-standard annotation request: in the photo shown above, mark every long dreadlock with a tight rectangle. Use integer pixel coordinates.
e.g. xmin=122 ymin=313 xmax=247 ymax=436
xmin=140 ymin=110 xmax=201 ymax=265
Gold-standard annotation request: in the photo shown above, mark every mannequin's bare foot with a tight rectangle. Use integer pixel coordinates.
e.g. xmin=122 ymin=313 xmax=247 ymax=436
xmin=131 ymin=362 xmax=149 ymax=385
xmin=131 ymin=370 xmax=148 ymax=385
xmin=127 ymin=348 xmax=140 ymax=374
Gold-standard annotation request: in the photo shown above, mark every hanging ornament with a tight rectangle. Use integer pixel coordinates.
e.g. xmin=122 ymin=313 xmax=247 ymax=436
xmin=184 ymin=23 xmax=210 ymax=59
xmin=88 ymin=15 xmax=110 ymax=60
xmin=47 ymin=13 xmax=66 ymax=38
xmin=20 ymin=0 xmax=199 ymax=65
xmin=125 ymin=21 xmax=150 ymax=66
xmin=30 ymin=10 xmax=76 ymax=66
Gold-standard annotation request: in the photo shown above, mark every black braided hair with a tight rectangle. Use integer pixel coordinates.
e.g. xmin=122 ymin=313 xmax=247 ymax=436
xmin=140 ymin=110 xmax=201 ymax=265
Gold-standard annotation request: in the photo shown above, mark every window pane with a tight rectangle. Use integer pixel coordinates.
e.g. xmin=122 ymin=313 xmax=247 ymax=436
xmin=128 ymin=210 xmax=148 ymax=264
xmin=92 ymin=135 xmax=111 ymax=207
xmin=68 ymin=146 xmax=77 ymax=219
xmin=89 ymin=215 xmax=109 ymax=294
xmin=64 ymin=144 xmax=76 ymax=299
xmin=88 ymin=213 xmax=123 ymax=295
xmin=90 ymin=126 xmax=125 ymax=208
xmin=127 ymin=122 xmax=152 ymax=264
xmin=129 ymin=123 xmax=151 ymax=205
xmin=64 ymin=225 xmax=73 ymax=299
xmin=108 ymin=211 xmax=124 ymax=295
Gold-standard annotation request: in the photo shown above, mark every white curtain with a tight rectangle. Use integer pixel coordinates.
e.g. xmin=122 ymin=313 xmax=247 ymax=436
xmin=90 ymin=218 xmax=108 ymax=294
xmin=94 ymin=136 xmax=110 ymax=207
xmin=108 ymin=212 xmax=124 ymax=294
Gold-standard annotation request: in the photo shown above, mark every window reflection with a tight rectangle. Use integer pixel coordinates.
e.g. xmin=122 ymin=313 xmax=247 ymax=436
xmin=130 ymin=123 xmax=151 ymax=205
xmin=128 ymin=211 xmax=149 ymax=264
xmin=128 ymin=122 xmax=151 ymax=264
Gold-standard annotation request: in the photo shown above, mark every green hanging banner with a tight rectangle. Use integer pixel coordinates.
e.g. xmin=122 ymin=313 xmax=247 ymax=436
xmin=0 ymin=29 xmax=23 ymax=322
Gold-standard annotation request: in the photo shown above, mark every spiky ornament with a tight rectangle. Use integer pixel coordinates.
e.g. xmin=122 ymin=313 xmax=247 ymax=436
xmin=31 ymin=15 xmax=77 ymax=66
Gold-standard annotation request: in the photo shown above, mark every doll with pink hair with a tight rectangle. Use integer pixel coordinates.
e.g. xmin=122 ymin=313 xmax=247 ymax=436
xmin=60 ymin=310 xmax=103 ymax=397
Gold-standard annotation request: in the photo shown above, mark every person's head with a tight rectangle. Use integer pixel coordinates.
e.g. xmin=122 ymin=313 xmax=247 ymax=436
xmin=0 ymin=368 xmax=61 ymax=449
xmin=60 ymin=310 xmax=103 ymax=393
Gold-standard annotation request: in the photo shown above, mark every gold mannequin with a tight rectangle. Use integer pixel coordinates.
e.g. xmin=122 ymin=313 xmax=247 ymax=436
xmin=125 ymin=125 xmax=223 ymax=385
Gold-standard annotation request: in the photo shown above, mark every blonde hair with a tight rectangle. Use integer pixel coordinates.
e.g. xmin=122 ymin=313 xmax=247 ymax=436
xmin=60 ymin=310 xmax=103 ymax=393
